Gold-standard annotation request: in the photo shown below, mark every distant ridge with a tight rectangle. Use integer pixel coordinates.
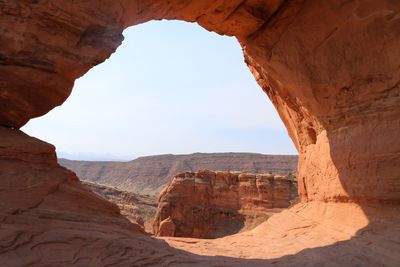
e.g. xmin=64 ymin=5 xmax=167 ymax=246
xmin=59 ymin=152 xmax=298 ymax=195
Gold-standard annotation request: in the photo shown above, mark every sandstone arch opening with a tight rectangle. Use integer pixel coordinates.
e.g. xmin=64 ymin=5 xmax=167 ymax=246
xmin=22 ymin=20 xmax=299 ymax=237
xmin=1 ymin=1 xmax=399 ymax=266
xmin=22 ymin=20 xmax=296 ymax=160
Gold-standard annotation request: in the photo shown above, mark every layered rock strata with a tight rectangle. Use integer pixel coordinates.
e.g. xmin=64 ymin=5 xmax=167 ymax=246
xmin=153 ymin=170 xmax=298 ymax=238
xmin=0 ymin=0 xmax=399 ymax=266
xmin=83 ymin=181 xmax=158 ymax=232
xmin=59 ymin=153 xmax=298 ymax=195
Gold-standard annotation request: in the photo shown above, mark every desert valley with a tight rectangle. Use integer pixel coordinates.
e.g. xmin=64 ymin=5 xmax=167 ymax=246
xmin=59 ymin=153 xmax=298 ymax=234
xmin=1 ymin=1 xmax=399 ymax=266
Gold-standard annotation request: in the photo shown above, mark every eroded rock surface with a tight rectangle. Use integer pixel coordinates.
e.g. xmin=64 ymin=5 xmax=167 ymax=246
xmin=83 ymin=181 xmax=157 ymax=232
xmin=0 ymin=0 xmax=399 ymax=266
xmin=0 ymin=0 xmax=398 ymax=205
xmin=153 ymin=170 xmax=298 ymax=238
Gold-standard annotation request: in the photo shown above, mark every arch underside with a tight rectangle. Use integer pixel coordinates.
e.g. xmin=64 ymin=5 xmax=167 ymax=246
xmin=0 ymin=0 xmax=399 ymax=266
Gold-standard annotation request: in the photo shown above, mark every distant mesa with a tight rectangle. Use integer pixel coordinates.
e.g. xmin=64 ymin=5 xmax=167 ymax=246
xmin=59 ymin=152 xmax=298 ymax=196
xmin=56 ymin=151 xmax=135 ymax=161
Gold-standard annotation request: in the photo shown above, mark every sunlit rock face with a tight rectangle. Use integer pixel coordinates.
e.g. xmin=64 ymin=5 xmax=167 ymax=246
xmin=1 ymin=0 xmax=399 ymax=204
xmin=0 ymin=0 xmax=399 ymax=266
xmin=153 ymin=170 xmax=298 ymax=238
xmin=242 ymin=1 xmax=400 ymax=204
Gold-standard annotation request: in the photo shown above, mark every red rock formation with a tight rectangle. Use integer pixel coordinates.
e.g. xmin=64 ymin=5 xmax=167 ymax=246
xmin=82 ymin=181 xmax=158 ymax=232
xmin=59 ymin=153 xmax=298 ymax=195
xmin=153 ymin=170 xmax=298 ymax=238
xmin=0 ymin=0 xmax=399 ymax=266
xmin=1 ymin=0 xmax=398 ymax=205
xmin=158 ymin=217 xmax=177 ymax=237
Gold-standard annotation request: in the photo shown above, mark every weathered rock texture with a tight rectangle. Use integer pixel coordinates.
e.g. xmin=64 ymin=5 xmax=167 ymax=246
xmin=0 ymin=0 xmax=399 ymax=266
xmin=59 ymin=153 xmax=298 ymax=195
xmin=83 ymin=181 xmax=158 ymax=232
xmin=153 ymin=170 xmax=298 ymax=238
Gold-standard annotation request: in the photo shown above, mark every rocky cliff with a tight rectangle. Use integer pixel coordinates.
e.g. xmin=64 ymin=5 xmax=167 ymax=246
xmin=59 ymin=153 xmax=298 ymax=195
xmin=83 ymin=181 xmax=157 ymax=232
xmin=0 ymin=1 xmax=399 ymax=266
xmin=154 ymin=170 xmax=298 ymax=238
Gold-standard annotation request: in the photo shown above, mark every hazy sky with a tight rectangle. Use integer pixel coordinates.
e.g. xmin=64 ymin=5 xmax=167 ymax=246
xmin=22 ymin=20 xmax=297 ymax=160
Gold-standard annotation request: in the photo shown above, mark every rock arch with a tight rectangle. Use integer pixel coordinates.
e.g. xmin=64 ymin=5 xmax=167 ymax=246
xmin=0 ymin=0 xmax=399 ymax=266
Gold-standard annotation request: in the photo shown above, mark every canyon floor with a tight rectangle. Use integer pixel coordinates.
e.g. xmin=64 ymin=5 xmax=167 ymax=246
xmin=159 ymin=202 xmax=400 ymax=266
xmin=3 ymin=200 xmax=398 ymax=266
xmin=77 ymin=178 xmax=399 ymax=266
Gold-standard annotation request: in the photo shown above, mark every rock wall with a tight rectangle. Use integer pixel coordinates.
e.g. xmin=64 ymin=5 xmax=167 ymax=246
xmin=83 ymin=181 xmax=158 ymax=232
xmin=0 ymin=0 xmax=399 ymax=265
xmin=242 ymin=0 xmax=400 ymax=205
xmin=153 ymin=170 xmax=298 ymax=238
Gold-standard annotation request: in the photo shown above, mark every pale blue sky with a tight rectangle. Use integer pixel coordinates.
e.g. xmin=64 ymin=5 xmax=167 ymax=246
xmin=22 ymin=20 xmax=297 ymax=160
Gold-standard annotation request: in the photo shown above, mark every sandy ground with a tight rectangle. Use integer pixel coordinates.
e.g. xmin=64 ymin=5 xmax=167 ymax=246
xmin=156 ymin=202 xmax=400 ymax=266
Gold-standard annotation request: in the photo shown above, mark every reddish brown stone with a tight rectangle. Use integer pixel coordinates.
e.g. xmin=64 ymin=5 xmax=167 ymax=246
xmin=0 ymin=0 xmax=398 ymax=205
xmin=153 ymin=170 xmax=298 ymax=238
xmin=0 ymin=0 xmax=399 ymax=266
xmin=59 ymin=153 xmax=298 ymax=195
xmin=158 ymin=217 xmax=177 ymax=237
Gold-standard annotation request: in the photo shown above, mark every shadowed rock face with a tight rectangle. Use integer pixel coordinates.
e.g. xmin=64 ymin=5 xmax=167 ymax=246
xmin=153 ymin=170 xmax=298 ymax=238
xmin=82 ymin=181 xmax=158 ymax=232
xmin=0 ymin=0 xmax=399 ymax=266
